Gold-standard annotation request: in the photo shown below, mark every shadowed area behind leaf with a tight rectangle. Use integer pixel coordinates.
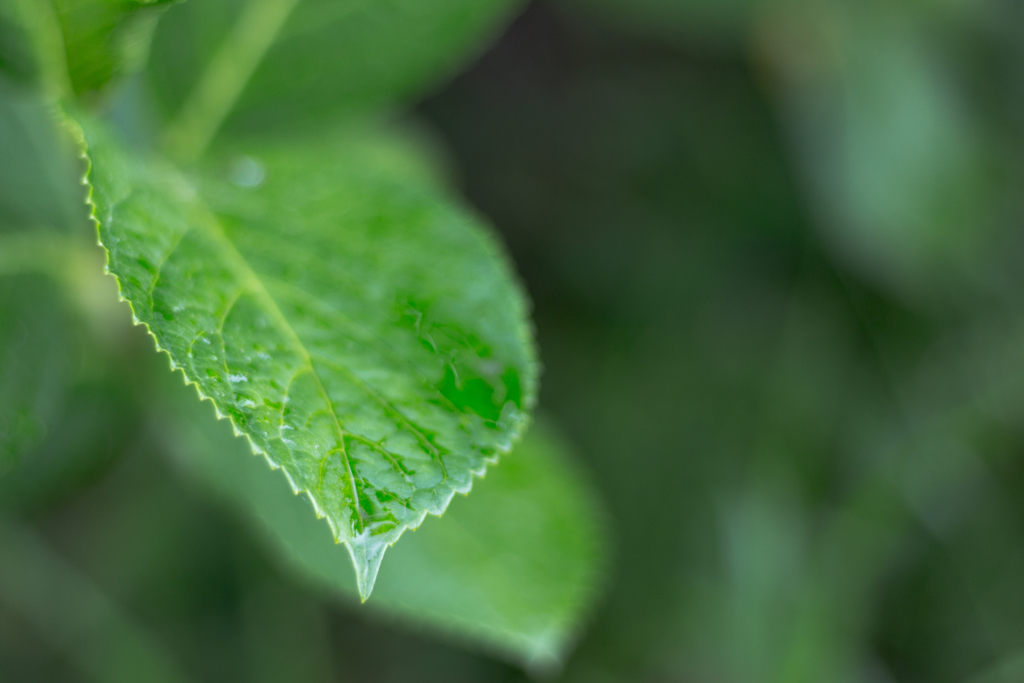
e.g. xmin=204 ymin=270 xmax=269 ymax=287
xmin=158 ymin=366 xmax=609 ymax=672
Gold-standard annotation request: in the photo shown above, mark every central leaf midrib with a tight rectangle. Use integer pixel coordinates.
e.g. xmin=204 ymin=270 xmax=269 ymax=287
xmin=187 ymin=204 xmax=367 ymax=532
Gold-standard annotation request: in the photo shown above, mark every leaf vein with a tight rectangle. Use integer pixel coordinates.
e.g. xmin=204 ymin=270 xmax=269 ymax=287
xmin=146 ymin=224 xmax=193 ymax=308
xmin=310 ymin=350 xmax=448 ymax=477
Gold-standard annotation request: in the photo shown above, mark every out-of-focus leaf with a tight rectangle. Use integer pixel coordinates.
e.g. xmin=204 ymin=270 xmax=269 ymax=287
xmin=0 ymin=274 xmax=76 ymax=474
xmin=0 ymin=369 xmax=143 ymax=513
xmin=79 ymin=118 xmax=537 ymax=599
xmin=162 ymin=371 xmax=606 ymax=671
xmin=0 ymin=67 xmax=97 ymax=477
xmin=0 ymin=519 xmax=190 ymax=683
xmin=0 ymin=230 xmax=130 ymax=492
xmin=759 ymin=1 xmax=992 ymax=293
xmin=557 ymin=0 xmax=756 ymax=49
xmin=965 ymin=652 xmax=1024 ymax=683
xmin=0 ymin=79 xmax=87 ymax=474
xmin=52 ymin=0 xmax=176 ymax=97
xmin=0 ymin=0 xmax=38 ymax=84
xmin=0 ymin=74 xmax=84 ymax=232
xmin=148 ymin=0 xmax=523 ymax=148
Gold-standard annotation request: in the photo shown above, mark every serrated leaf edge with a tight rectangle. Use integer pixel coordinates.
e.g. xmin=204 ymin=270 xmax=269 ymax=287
xmin=65 ymin=113 xmax=539 ymax=600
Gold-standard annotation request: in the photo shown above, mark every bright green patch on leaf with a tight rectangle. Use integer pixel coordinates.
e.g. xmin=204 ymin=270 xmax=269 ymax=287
xmin=78 ymin=117 xmax=537 ymax=599
xmin=163 ymin=370 xmax=606 ymax=671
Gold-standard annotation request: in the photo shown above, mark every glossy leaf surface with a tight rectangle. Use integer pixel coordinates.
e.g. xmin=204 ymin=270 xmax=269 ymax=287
xmin=80 ymin=119 xmax=537 ymax=598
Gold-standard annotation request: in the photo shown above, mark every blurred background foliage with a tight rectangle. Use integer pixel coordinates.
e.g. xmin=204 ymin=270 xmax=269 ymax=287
xmin=4 ymin=0 xmax=1024 ymax=681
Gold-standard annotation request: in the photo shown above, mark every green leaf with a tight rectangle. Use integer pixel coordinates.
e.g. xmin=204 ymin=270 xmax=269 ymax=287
xmin=557 ymin=0 xmax=756 ymax=47
xmin=78 ymin=117 xmax=537 ymax=599
xmin=0 ymin=273 xmax=76 ymax=474
xmin=0 ymin=0 xmax=39 ymax=85
xmin=0 ymin=73 xmax=84 ymax=231
xmin=52 ymin=0 xmax=176 ymax=97
xmin=0 ymin=230 xmax=120 ymax=485
xmin=149 ymin=0 xmax=523 ymax=155
xmin=761 ymin=2 xmax=990 ymax=292
xmin=0 ymin=75 xmax=89 ymax=474
xmin=162 ymin=370 xmax=606 ymax=670
xmin=0 ymin=519 xmax=190 ymax=683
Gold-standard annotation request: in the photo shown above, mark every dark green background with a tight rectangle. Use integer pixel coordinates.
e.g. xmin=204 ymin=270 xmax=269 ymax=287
xmin=6 ymin=0 xmax=1024 ymax=681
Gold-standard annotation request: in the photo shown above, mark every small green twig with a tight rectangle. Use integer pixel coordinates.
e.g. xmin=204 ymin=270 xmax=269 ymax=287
xmin=160 ymin=0 xmax=302 ymax=163
xmin=14 ymin=0 xmax=73 ymax=102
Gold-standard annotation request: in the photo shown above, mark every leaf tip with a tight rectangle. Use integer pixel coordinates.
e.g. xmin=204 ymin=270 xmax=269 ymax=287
xmin=345 ymin=531 xmax=389 ymax=602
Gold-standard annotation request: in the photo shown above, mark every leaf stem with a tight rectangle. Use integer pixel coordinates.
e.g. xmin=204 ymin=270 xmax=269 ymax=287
xmin=14 ymin=0 xmax=73 ymax=102
xmin=160 ymin=0 xmax=302 ymax=163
